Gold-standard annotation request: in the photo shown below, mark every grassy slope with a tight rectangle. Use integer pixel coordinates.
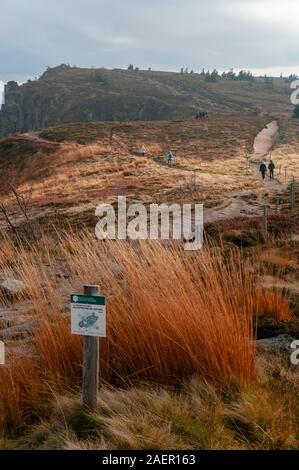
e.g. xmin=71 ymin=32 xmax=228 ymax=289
xmin=0 ymin=115 xmax=297 ymax=229
xmin=35 ymin=67 xmax=294 ymax=116
xmin=0 ymin=115 xmax=265 ymax=227
xmin=0 ymin=66 xmax=294 ymax=138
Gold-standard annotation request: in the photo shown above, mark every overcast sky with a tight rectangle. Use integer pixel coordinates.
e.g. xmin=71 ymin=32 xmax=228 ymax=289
xmin=0 ymin=0 xmax=298 ymax=92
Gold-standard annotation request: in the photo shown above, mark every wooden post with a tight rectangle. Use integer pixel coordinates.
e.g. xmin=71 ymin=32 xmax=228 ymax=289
xmin=83 ymin=285 xmax=100 ymax=411
xmin=245 ymin=155 xmax=250 ymax=176
xmin=285 ymin=167 xmax=287 ymax=181
xmin=291 ymin=178 xmax=296 ymax=210
xmin=276 ymin=196 xmax=279 ymax=215
xmin=263 ymin=205 xmax=268 ymax=241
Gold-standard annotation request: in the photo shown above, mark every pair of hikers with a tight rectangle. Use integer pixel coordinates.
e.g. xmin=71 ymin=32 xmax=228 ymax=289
xmin=260 ymin=160 xmax=275 ymax=180
xmin=196 ymin=111 xmax=209 ymax=119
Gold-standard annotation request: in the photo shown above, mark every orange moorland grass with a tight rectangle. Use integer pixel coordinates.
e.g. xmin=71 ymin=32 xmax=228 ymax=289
xmin=258 ymin=251 xmax=298 ymax=271
xmin=59 ymin=236 xmax=258 ymax=385
xmin=0 ymin=231 xmax=292 ymax=434
xmin=252 ymin=290 xmax=292 ymax=321
xmin=0 ymin=356 xmax=48 ymax=433
xmin=0 ymin=233 xmax=16 ymax=267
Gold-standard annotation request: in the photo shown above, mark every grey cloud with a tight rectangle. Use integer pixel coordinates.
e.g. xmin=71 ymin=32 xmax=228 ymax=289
xmin=0 ymin=0 xmax=298 ymax=82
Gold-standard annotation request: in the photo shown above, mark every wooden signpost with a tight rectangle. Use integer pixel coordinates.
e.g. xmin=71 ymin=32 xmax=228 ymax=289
xmin=245 ymin=154 xmax=250 ymax=175
xmin=291 ymin=178 xmax=296 ymax=211
xmin=263 ymin=205 xmax=268 ymax=241
xmin=276 ymin=196 xmax=279 ymax=215
xmin=0 ymin=340 xmax=4 ymax=365
xmin=71 ymin=285 xmax=106 ymax=411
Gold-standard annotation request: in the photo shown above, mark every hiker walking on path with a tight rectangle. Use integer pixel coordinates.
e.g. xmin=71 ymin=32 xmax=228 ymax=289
xmin=260 ymin=160 xmax=267 ymax=180
xmin=140 ymin=145 xmax=147 ymax=157
xmin=268 ymin=160 xmax=275 ymax=179
xmin=167 ymin=151 xmax=174 ymax=167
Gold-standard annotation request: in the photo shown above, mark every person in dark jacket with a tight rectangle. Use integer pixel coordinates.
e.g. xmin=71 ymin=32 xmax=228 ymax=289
xmin=260 ymin=161 xmax=267 ymax=180
xmin=268 ymin=160 xmax=275 ymax=179
xmin=167 ymin=151 xmax=174 ymax=167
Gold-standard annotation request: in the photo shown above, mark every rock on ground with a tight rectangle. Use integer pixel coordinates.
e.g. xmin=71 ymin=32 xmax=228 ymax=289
xmin=0 ymin=278 xmax=27 ymax=300
xmin=257 ymin=334 xmax=298 ymax=354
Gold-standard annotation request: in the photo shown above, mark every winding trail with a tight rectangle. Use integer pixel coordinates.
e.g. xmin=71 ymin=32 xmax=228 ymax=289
xmin=22 ymin=131 xmax=76 ymax=148
xmin=252 ymin=121 xmax=279 ymax=160
xmin=205 ymin=120 xmax=282 ymax=224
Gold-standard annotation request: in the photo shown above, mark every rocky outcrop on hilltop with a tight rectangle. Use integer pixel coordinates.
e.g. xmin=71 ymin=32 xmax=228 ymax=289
xmin=0 ymin=81 xmax=25 ymax=137
xmin=0 ymin=64 xmax=293 ymax=139
xmin=0 ymin=67 xmax=197 ymax=138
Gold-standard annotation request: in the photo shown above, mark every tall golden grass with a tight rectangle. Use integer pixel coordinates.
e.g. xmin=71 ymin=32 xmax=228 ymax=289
xmin=55 ymin=235 xmax=256 ymax=385
xmin=0 ymin=232 xmax=292 ymax=434
xmin=252 ymin=290 xmax=291 ymax=321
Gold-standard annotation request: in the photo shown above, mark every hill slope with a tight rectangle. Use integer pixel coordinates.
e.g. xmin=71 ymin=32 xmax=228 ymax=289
xmin=1 ymin=115 xmax=297 ymax=231
xmin=0 ymin=65 xmax=294 ymax=138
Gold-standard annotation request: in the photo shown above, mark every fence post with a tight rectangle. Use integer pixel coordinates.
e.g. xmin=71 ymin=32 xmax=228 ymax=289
xmin=83 ymin=285 xmax=100 ymax=411
xmin=291 ymin=178 xmax=296 ymax=211
xmin=276 ymin=196 xmax=279 ymax=215
xmin=245 ymin=155 xmax=250 ymax=175
xmin=263 ymin=205 xmax=268 ymax=241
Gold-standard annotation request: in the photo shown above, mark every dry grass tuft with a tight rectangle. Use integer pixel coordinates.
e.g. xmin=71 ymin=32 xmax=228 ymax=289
xmin=59 ymin=236 xmax=257 ymax=386
xmin=0 ymin=231 xmax=293 ymax=437
xmin=6 ymin=355 xmax=298 ymax=450
xmin=252 ymin=290 xmax=292 ymax=321
xmin=258 ymin=251 xmax=298 ymax=272
xmin=0 ymin=356 xmax=49 ymax=433
xmin=0 ymin=234 xmax=16 ymax=267
xmin=34 ymin=315 xmax=82 ymax=388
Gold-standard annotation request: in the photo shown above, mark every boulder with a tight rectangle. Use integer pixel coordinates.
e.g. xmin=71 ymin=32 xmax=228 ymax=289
xmin=0 ymin=278 xmax=27 ymax=300
xmin=0 ymin=321 xmax=38 ymax=340
xmin=257 ymin=334 xmax=297 ymax=354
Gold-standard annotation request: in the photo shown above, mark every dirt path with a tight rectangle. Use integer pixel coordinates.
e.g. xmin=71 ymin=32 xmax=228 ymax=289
xmin=22 ymin=131 xmax=75 ymax=148
xmin=205 ymin=120 xmax=282 ymax=224
xmin=252 ymin=121 xmax=279 ymax=160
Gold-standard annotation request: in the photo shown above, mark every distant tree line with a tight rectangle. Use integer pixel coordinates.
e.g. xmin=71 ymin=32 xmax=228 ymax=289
xmin=179 ymin=67 xmax=255 ymax=82
xmin=179 ymin=67 xmax=299 ymax=85
xmin=43 ymin=64 xmax=299 ymax=86
xmin=127 ymin=64 xmax=140 ymax=71
xmin=285 ymin=73 xmax=298 ymax=83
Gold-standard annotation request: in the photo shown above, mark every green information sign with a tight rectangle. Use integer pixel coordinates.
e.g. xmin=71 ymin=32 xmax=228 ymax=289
xmin=71 ymin=294 xmax=106 ymax=337
xmin=71 ymin=294 xmax=106 ymax=306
